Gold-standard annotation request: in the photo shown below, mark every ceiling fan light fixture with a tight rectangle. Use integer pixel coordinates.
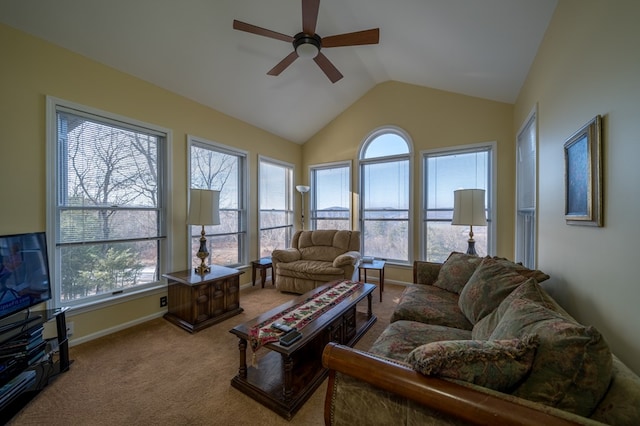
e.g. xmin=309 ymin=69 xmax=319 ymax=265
xmin=294 ymin=33 xmax=321 ymax=59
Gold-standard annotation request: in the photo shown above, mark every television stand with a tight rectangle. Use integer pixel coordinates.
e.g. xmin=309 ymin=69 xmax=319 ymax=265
xmin=0 ymin=315 xmax=42 ymax=335
xmin=0 ymin=308 xmax=71 ymax=421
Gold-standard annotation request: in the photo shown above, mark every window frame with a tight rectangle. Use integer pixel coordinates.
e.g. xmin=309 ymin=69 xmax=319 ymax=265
xmin=309 ymin=160 xmax=352 ymax=231
xmin=258 ymin=155 xmax=294 ymax=257
xmin=420 ymin=142 xmax=497 ymax=262
xmin=46 ymin=96 xmax=171 ymax=311
xmin=187 ymin=135 xmax=248 ymax=268
xmin=358 ymin=126 xmax=413 ymax=265
xmin=515 ymin=107 xmax=538 ymax=268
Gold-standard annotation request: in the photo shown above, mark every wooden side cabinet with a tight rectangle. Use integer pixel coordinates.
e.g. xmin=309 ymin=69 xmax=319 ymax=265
xmin=163 ymin=266 xmax=243 ymax=333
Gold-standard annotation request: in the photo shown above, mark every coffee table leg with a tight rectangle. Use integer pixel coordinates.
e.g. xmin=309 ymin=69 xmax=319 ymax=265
xmin=238 ymin=338 xmax=247 ymax=379
xmin=282 ymin=354 xmax=293 ymax=401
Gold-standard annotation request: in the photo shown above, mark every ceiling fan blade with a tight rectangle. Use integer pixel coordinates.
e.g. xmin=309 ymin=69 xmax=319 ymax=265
xmin=267 ymin=51 xmax=299 ymax=76
xmin=233 ymin=20 xmax=294 ymax=43
xmin=302 ymin=0 xmax=320 ymax=35
xmin=313 ymin=52 xmax=343 ymax=83
xmin=322 ymin=28 xmax=380 ymax=48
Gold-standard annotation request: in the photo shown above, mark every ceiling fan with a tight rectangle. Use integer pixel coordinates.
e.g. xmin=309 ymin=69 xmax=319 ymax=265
xmin=233 ymin=0 xmax=379 ymax=83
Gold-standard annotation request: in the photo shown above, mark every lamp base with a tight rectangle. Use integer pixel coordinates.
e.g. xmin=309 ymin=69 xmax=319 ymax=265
xmin=466 ymin=239 xmax=478 ymax=256
xmin=194 ymin=226 xmax=210 ymax=275
xmin=194 ymin=263 xmax=210 ymax=275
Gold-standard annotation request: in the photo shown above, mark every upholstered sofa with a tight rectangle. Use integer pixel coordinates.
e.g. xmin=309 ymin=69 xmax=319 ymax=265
xmin=271 ymin=230 xmax=361 ymax=294
xmin=323 ymin=252 xmax=640 ymax=425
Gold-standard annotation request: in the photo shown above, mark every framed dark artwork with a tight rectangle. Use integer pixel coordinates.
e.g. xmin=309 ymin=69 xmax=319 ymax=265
xmin=564 ymin=115 xmax=602 ymax=226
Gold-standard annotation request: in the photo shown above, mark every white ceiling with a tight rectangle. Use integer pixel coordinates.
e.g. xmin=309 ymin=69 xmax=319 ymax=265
xmin=0 ymin=0 xmax=557 ymax=143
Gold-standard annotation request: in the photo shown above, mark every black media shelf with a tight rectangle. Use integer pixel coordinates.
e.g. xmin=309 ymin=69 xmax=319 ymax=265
xmin=0 ymin=308 xmax=71 ymax=422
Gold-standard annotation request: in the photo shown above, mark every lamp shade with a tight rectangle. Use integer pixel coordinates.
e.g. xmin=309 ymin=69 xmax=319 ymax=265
xmin=452 ymin=189 xmax=487 ymax=226
xmin=187 ymin=189 xmax=220 ymax=226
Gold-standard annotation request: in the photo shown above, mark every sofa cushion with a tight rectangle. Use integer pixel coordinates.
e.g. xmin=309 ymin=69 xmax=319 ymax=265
xmin=406 ymin=335 xmax=539 ymax=391
xmin=490 ymin=297 xmax=612 ymax=417
xmin=590 ymin=356 xmax=640 ymax=424
xmin=390 ymin=285 xmax=473 ymax=330
xmin=458 ymin=257 xmax=528 ymax=324
xmin=276 ymin=260 xmax=346 ymax=280
xmin=488 ymin=256 xmax=550 ymax=283
xmin=432 ymin=252 xmax=483 ymax=294
xmin=370 ymin=320 xmax=472 ymax=362
xmin=297 ymin=230 xmax=357 ymax=262
xmin=472 ymin=279 xmax=569 ymax=340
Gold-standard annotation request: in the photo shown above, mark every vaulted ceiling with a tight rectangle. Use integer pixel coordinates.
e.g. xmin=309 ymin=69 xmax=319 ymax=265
xmin=0 ymin=0 xmax=557 ymax=143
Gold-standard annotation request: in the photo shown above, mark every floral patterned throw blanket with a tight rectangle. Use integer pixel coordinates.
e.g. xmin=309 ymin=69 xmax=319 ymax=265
xmin=248 ymin=280 xmax=362 ymax=358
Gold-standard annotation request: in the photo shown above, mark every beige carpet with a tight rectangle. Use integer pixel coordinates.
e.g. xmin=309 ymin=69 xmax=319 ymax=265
xmin=8 ymin=281 xmax=403 ymax=425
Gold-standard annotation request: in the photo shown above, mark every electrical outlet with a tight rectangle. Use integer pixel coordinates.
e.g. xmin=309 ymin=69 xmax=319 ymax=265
xmin=160 ymin=296 xmax=167 ymax=308
xmin=66 ymin=321 xmax=74 ymax=337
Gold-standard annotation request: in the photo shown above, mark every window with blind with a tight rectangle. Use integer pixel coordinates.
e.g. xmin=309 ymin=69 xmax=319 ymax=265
xmin=258 ymin=157 xmax=294 ymax=257
xmin=310 ymin=162 xmax=351 ymax=230
xmin=359 ymin=128 xmax=412 ymax=264
xmin=422 ymin=144 xmax=495 ymax=262
xmin=188 ymin=136 xmax=247 ymax=267
xmin=516 ymin=111 xmax=537 ymax=268
xmin=47 ymin=97 xmax=168 ymax=307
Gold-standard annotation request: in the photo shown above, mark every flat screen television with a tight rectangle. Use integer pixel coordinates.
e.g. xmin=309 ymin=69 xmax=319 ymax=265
xmin=0 ymin=232 xmax=52 ymax=321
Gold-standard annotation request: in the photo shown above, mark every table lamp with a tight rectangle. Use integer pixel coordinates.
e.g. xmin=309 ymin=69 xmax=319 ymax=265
xmin=452 ymin=189 xmax=487 ymax=256
xmin=188 ymin=189 xmax=220 ymax=274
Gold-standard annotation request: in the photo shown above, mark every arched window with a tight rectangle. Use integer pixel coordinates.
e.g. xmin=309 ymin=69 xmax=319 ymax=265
xmin=358 ymin=127 xmax=412 ymax=264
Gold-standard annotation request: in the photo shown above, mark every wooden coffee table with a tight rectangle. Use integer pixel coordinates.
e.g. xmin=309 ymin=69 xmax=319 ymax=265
xmin=229 ymin=282 xmax=377 ymax=420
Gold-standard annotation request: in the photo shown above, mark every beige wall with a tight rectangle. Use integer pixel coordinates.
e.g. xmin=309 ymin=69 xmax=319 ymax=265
xmin=0 ymin=24 xmax=301 ymax=343
xmin=515 ymin=0 xmax=640 ymax=373
xmin=303 ymin=81 xmax=516 ymax=283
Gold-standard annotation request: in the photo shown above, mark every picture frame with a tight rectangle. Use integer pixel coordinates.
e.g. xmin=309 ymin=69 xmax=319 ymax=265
xmin=564 ymin=115 xmax=603 ymax=226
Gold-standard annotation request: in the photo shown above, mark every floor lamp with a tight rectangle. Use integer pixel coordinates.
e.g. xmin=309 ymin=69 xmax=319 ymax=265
xmin=296 ymin=185 xmax=310 ymax=231
xmin=452 ymin=189 xmax=487 ymax=256
xmin=188 ymin=189 xmax=220 ymax=275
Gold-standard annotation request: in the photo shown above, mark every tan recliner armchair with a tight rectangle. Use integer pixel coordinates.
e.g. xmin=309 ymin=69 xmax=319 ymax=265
xmin=272 ymin=230 xmax=361 ymax=294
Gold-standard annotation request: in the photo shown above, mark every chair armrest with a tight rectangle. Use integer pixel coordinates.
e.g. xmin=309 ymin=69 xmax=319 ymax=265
xmin=333 ymin=251 xmax=361 ymax=268
xmin=271 ymin=248 xmax=300 ymax=264
xmin=322 ymin=343 xmax=586 ymax=426
xmin=413 ymin=260 xmax=441 ymax=285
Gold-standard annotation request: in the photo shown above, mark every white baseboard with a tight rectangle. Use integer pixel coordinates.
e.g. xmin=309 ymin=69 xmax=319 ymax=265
xmin=67 ymin=311 xmax=165 ymax=348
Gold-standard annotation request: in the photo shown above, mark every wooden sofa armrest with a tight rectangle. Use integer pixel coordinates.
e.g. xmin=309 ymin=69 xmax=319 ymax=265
xmin=322 ymin=343 xmax=582 ymax=426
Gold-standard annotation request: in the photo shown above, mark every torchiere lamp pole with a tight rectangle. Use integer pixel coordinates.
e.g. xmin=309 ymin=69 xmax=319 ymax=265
xmin=296 ymin=185 xmax=310 ymax=231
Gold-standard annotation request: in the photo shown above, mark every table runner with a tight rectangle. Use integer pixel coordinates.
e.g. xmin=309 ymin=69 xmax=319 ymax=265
xmin=248 ymin=280 xmax=362 ymax=358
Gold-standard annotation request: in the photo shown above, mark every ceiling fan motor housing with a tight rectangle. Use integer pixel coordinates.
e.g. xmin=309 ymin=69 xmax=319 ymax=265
xmin=294 ymin=32 xmax=321 ymax=58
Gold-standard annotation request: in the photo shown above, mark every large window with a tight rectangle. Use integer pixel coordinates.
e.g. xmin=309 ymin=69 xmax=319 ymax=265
xmin=422 ymin=143 xmax=495 ymax=262
xmin=47 ymin=97 xmax=168 ymax=307
xmin=258 ymin=157 xmax=294 ymax=257
xmin=310 ymin=161 xmax=351 ymax=230
xmin=188 ymin=136 xmax=247 ymax=267
xmin=516 ymin=110 xmax=537 ymax=268
xmin=359 ymin=128 xmax=412 ymax=263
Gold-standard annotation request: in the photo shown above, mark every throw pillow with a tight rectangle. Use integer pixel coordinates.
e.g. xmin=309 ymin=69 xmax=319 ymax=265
xmin=490 ymin=297 xmax=612 ymax=417
xmin=405 ymin=335 xmax=539 ymax=392
xmin=458 ymin=257 xmax=528 ymax=324
xmin=472 ymin=278 xmax=568 ymax=340
xmin=432 ymin=252 xmax=483 ymax=294
xmin=488 ymin=256 xmax=550 ymax=283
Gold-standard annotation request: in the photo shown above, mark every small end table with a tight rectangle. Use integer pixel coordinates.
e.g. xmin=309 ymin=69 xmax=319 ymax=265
xmin=358 ymin=259 xmax=386 ymax=302
xmin=251 ymin=257 xmax=273 ymax=288
xmin=163 ymin=265 xmax=243 ymax=333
